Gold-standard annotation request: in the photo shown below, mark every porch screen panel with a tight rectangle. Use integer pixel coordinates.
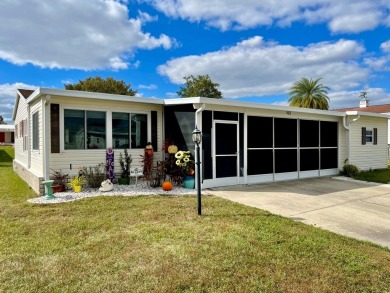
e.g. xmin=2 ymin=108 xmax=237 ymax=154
xmin=299 ymin=120 xmax=320 ymax=172
xmin=274 ymin=118 xmax=297 ymax=173
xmin=214 ymin=111 xmax=238 ymax=121
xmin=300 ymin=120 xmax=319 ymax=147
xmin=248 ymin=116 xmax=273 ymax=148
xmin=320 ymin=121 xmax=338 ymax=169
xmin=275 ymin=149 xmax=297 ymax=173
xmin=300 ymin=149 xmax=319 ymax=171
xmin=248 ymin=150 xmax=273 ymax=175
xmin=215 ymin=123 xmax=238 ymax=178
xmin=320 ymin=149 xmax=338 ymax=169
xmin=216 ymin=123 xmax=237 ymax=155
xmin=216 ymin=156 xmax=237 ymax=178
xmin=274 ymin=118 xmax=297 ymax=148
xmin=202 ymin=111 xmax=212 ymax=180
xmin=320 ymin=121 xmax=338 ymax=147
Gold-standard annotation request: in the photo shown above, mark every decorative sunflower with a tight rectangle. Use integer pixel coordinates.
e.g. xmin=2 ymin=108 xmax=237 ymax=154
xmin=168 ymin=145 xmax=178 ymax=154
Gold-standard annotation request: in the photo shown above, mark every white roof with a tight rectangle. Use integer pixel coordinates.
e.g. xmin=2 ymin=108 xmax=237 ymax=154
xmin=13 ymin=88 xmax=389 ymax=120
xmin=0 ymin=125 xmax=14 ymax=132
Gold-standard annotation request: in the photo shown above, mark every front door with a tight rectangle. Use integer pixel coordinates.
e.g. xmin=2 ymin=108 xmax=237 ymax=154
xmin=213 ymin=121 xmax=239 ymax=185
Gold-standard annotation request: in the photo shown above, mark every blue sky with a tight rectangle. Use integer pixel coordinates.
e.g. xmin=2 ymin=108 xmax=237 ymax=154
xmin=1 ymin=0 xmax=390 ymax=124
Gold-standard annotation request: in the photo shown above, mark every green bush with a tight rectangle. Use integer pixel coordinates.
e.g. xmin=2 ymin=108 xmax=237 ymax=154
xmin=83 ymin=163 xmax=106 ymax=188
xmin=342 ymin=164 xmax=360 ymax=177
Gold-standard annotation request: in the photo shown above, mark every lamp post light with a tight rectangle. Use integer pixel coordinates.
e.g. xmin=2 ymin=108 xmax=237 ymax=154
xmin=192 ymin=127 xmax=202 ymax=215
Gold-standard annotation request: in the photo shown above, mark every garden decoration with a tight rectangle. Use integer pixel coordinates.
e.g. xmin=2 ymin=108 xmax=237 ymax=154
xmin=42 ymin=180 xmax=55 ymax=199
xmin=106 ymin=147 xmax=115 ymax=183
xmin=142 ymin=142 xmax=154 ymax=177
xmin=162 ymin=181 xmax=173 ymax=191
xmin=164 ymin=144 xmax=183 ymax=186
xmin=175 ymin=150 xmax=195 ymax=189
xmin=68 ymin=176 xmax=87 ymax=193
xmin=99 ymin=179 xmax=114 ymax=192
xmin=50 ymin=169 xmax=68 ymax=193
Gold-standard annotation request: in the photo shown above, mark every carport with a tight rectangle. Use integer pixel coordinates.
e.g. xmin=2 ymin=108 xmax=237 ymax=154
xmin=209 ymin=177 xmax=390 ymax=248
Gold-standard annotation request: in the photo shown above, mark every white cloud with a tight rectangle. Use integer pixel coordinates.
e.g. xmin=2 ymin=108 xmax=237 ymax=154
xmin=380 ymin=40 xmax=390 ymax=53
xmin=138 ymin=84 xmax=158 ymax=89
xmin=0 ymin=83 xmax=37 ymax=123
xmin=138 ymin=10 xmax=158 ymax=23
xmin=158 ymin=36 xmax=368 ymax=98
xmin=363 ymin=40 xmax=390 ymax=71
xmin=329 ymin=88 xmax=390 ymax=109
xmin=145 ymin=0 xmax=390 ymax=33
xmin=0 ymin=0 xmax=175 ymax=70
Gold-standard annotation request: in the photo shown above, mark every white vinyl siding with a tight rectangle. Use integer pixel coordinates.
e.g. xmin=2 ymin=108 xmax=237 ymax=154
xmin=29 ymin=100 xmax=43 ymax=176
xmin=48 ymin=95 xmax=163 ymax=177
xmin=349 ymin=116 xmax=388 ymax=170
xmin=13 ymin=97 xmax=28 ymax=166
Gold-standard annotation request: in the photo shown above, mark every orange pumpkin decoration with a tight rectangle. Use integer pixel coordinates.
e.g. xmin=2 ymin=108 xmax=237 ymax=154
xmin=162 ymin=181 xmax=173 ymax=191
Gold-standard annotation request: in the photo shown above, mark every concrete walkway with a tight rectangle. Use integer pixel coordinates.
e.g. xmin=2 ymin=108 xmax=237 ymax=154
xmin=208 ymin=177 xmax=390 ymax=249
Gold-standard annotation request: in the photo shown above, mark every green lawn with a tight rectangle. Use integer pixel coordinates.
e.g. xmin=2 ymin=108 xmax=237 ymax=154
xmin=354 ymin=164 xmax=390 ymax=184
xmin=1 ymin=146 xmax=390 ymax=292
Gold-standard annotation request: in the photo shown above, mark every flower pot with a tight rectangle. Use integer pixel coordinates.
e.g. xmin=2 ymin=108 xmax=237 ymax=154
xmin=51 ymin=185 xmax=64 ymax=193
xmin=183 ymin=176 xmax=195 ymax=189
xmin=74 ymin=185 xmax=82 ymax=193
xmin=118 ymin=178 xmax=130 ymax=185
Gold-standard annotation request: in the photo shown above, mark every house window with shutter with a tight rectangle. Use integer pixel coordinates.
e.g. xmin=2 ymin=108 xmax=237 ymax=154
xmin=362 ymin=127 xmax=378 ymax=145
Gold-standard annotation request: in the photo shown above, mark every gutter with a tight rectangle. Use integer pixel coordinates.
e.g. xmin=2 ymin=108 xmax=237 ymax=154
xmin=343 ymin=113 xmax=361 ymax=164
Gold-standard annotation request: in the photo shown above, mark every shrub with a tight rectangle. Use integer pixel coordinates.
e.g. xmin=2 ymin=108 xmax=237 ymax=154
xmin=83 ymin=163 xmax=106 ymax=188
xmin=119 ymin=149 xmax=132 ymax=178
xmin=342 ymin=164 xmax=360 ymax=177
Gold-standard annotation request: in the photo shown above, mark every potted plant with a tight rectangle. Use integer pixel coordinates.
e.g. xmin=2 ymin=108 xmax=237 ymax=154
xmin=67 ymin=176 xmax=87 ymax=193
xmin=118 ymin=149 xmax=132 ymax=185
xmin=175 ymin=150 xmax=195 ymax=189
xmin=50 ymin=169 xmax=68 ymax=192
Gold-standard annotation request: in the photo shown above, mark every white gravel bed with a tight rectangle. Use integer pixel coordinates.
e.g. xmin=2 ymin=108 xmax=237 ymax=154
xmin=28 ymin=182 xmax=207 ymax=204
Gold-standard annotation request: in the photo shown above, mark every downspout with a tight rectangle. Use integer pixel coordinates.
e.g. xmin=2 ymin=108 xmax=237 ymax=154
xmin=195 ymin=103 xmax=206 ymax=128
xmin=43 ymin=95 xmax=51 ymax=180
xmin=194 ymin=103 xmax=206 ymax=188
xmin=343 ymin=114 xmax=360 ymax=164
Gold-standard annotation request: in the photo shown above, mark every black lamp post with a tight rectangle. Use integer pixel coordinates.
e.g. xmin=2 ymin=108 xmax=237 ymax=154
xmin=192 ymin=127 xmax=202 ymax=215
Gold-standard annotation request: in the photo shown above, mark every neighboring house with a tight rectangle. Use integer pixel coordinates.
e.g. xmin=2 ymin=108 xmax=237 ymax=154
xmin=0 ymin=124 xmax=15 ymax=144
xmin=13 ymin=88 xmax=389 ymax=195
xmin=335 ymin=98 xmax=390 ymax=145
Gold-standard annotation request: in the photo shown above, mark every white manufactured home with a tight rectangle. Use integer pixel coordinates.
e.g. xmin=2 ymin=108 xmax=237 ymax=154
xmin=13 ymin=88 xmax=389 ymax=195
xmin=0 ymin=124 xmax=14 ymax=144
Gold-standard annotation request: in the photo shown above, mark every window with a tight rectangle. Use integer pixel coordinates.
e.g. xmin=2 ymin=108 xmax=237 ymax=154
xmin=32 ymin=112 xmax=39 ymax=150
xmin=22 ymin=119 xmax=28 ymax=151
xmin=64 ymin=110 xmax=106 ymax=150
xmin=362 ymin=127 xmax=377 ymax=145
xmin=112 ymin=112 xmax=147 ymax=149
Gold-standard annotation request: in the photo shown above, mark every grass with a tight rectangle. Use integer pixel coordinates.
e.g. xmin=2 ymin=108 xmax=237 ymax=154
xmin=354 ymin=162 xmax=390 ymax=184
xmin=1 ymin=145 xmax=390 ymax=292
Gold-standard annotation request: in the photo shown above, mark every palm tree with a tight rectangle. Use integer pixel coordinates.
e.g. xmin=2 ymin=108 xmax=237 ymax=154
xmin=288 ymin=78 xmax=330 ymax=110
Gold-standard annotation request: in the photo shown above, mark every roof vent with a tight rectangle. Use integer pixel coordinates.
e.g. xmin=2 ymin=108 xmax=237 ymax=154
xmin=359 ymin=91 xmax=369 ymax=108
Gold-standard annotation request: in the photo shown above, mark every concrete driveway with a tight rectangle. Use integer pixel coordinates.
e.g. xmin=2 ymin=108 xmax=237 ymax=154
xmin=208 ymin=177 xmax=390 ymax=249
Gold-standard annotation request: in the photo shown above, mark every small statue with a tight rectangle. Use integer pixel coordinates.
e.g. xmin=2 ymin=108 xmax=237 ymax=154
xmin=99 ymin=179 xmax=114 ymax=192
